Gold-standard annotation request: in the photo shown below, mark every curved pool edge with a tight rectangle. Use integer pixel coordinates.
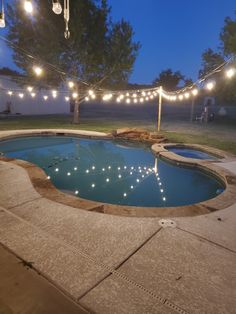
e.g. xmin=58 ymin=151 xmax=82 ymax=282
xmin=0 ymin=129 xmax=236 ymax=218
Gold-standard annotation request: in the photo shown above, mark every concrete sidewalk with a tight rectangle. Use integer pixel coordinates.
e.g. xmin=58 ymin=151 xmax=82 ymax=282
xmin=0 ymin=159 xmax=236 ymax=313
xmin=0 ymin=244 xmax=88 ymax=314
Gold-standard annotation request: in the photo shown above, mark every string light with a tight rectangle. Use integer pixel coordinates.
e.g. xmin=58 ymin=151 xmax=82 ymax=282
xmin=72 ymin=92 xmax=78 ymax=99
xmin=226 ymin=68 xmax=235 ymax=79
xmin=85 ymin=96 xmax=89 ymax=101
xmin=192 ymin=88 xmax=198 ymax=96
xmin=33 ymin=66 xmax=43 ymax=76
xmin=103 ymin=93 xmax=113 ymax=101
xmin=65 ymin=96 xmax=70 ymax=101
xmin=68 ymin=81 xmax=74 ymax=89
xmin=206 ymin=81 xmax=215 ymax=91
xmin=19 ymin=93 xmax=24 ymax=98
xmin=31 ymin=92 xmax=36 ymax=98
xmin=27 ymin=86 xmax=33 ymax=92
xmin=24 ymin=0 xmax=33 ymax=14
xmin=7 ymin=91 xmax=13 ymax=96
xmin=43 ymin=95 xmax=48 ymax=100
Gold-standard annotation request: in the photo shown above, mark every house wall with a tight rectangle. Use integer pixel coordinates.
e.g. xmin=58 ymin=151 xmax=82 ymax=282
xmin=0 ymin=75 xmax=70 ymax=115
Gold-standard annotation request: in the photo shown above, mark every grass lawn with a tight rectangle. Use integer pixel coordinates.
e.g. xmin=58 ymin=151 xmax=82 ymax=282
xmin=0 ymin=115 xmax=236 ymax=155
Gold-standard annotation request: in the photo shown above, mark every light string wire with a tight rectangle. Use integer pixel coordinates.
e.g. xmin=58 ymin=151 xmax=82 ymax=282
xmin=0 ymin=36 xmax=236 ymax=102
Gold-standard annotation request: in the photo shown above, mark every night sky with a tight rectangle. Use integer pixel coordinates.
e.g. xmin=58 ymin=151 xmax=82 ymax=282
xmin=0 ymin=0 xmax=235 ymax=84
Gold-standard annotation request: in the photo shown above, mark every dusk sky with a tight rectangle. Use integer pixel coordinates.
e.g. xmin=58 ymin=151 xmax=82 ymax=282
xmin=0 ymin=0 xmax=235 ymax=84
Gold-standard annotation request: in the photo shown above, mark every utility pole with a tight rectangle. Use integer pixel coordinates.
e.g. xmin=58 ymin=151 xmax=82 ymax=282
xmin=157 ymin=86 xmax=163 ymax=132
xmin=73 ymin=83 xmax=80 ymax=124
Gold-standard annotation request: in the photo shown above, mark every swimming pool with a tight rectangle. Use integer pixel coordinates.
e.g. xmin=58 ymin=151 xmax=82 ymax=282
xmin=167 ymin=146 xmax=219 ymax=160
xmin=0 ymin=136 xmax=224 ymax=207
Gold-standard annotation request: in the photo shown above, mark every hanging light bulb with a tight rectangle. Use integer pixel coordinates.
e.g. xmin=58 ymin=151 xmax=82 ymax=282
xmin=226 ymin=68 xmax=236 ymax=79
xmin=24 ymin=0 xmax=33 ymax=14
xmin=68 ymin=81 xmax=74 ymax=89
xmin=7 ymin=91 xmax=13 ymax=96
xmin=192 ymin=88 xmax=198 ymax=96
xmin=206 ymin=81 xmax=215 ymax=91
xmin=27 ymin=86 xmax=33 ymax=92
xmin=65 ymin=96 xmax=70 ymax=102
xmin=52 ymin=0 xmax=62 ymax=14
xmin=0 ymin=0 xmax=5 ymax=28
xmin=31 ymin=92 xmax=36 ymax=98
xmin=33 ymin=66 xmax=43 ymax=76
xmin=72 ymin=92 xmax=78 ymax=99
xmin=43 ymin=95 xmax=48 ymax=100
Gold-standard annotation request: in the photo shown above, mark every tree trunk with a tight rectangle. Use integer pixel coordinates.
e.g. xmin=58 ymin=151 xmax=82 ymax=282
xmin=73 ymin=99 xmax=80 ymax=124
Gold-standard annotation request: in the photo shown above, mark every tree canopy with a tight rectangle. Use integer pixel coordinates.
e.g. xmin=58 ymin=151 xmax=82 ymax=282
xmin=199 ymin=13 xmax=236 ymax=103
xmin=6 ymin=0 xmax=140 ymax=89
xmin=152 ymin=69 xmax=192 ymax=91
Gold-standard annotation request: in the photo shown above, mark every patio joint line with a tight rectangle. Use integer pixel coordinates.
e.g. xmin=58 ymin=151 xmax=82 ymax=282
xmin=0 ymin=207 xmax=188 ymax=314
xmin=177 ymin=227 xmax=236 ymax=254
xmin=114 ymin=226 xmax=162 ymax=270
xmin=6 ymin=196 xmax=43 ymax=211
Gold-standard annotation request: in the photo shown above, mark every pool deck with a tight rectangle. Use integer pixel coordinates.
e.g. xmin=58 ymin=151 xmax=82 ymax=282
xmin=0 ymin=130 xmax=236 ymax=314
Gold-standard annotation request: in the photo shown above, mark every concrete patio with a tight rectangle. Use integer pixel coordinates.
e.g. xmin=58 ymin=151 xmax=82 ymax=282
xmin=0 ymin=131 xmax=236 ymax=313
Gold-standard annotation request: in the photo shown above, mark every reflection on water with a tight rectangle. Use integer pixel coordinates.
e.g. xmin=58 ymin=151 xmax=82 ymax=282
xmin=0 ymin=136 xmax=224 ymax=207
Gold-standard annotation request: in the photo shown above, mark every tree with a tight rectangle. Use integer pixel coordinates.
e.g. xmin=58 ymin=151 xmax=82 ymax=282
xmin=199 ymin=48 xmax=225 ymax=78
xmin=199 ymin=13 xmax=236 ymax=104
xmin=220 ymin=14 xmax=236 ymax=56
xmin=6 ymin=0 xmax=140 ymax=122
xmin=152 ymin=69 xmax=188 ymax=91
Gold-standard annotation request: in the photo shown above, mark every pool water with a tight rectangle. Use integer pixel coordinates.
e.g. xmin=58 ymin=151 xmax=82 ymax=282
xmin=167 ymin=146 xmax=218 ymax=160
xmin=0 ymin=136 xmax=224 ymax=207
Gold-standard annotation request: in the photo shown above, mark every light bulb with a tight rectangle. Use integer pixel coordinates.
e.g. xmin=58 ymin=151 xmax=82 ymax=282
xmin=72 ymin=92 xmax=78 ymax=99
xmin=192 ymin=89 xmax=198 ymax=96
xmin=7 ymin=91 xmax=13 ymax=96
xmin=0 ymin=12 xmax=5 ymax=28
xmin=226 ymin=68 xmax=235 ymax=79
xmin=24 ymin=0 xmax=33 ymax=14
xmin=43 ymin=96 xmax=48 ymax=100
xmin=19 ymin=93 xmax=24 ymax=99
xmin=68 ymin=81 xmax=74 ymax=89
xmin=27 ymin=86 xmax=33 ymax=92
xmin=85 ymin=96 xmax=89 ymax=101
xmin=65 ymin=96 xmax=70 ymax=102
xmin=33 ymin=66 xmax=43 ymax=76
xmin=52 ymin=0 xmax=62 ymax=14
xmin=206 ymin=81 xmax=215 ymax=91
xmin=31 ymin=92 xmax=36 ymax=98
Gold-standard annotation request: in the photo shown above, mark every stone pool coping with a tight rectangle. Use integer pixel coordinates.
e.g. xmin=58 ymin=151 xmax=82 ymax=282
xmin=0 ymin=129 xmax=236 ymax=218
